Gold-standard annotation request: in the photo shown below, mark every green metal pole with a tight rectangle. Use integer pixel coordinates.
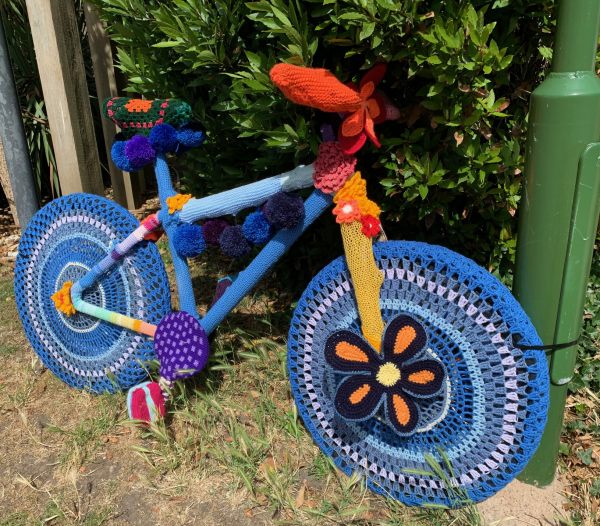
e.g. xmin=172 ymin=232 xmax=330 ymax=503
xmin=514 ymin=0 xmax=600 ymax=486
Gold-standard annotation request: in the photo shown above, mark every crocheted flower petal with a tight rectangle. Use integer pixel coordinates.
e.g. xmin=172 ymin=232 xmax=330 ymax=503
xmin=335 ymin=375 xmax=383 ymax=420
xmin=401 ymin=360 xmax=445 ymax=397
xmin=383 ymin=315 xmax=427 ymax=364
xmin=366 ymin=97 xmax=381 ymax=121
xmin=338 ymin=130 xmax=367 ymax=155
xmin=341 ymin=109 xmax=365 ymax=138
xmin=360 ymin=80 xmax=376 ymax=100
xmin=386 ymin=391 xmax=419 ymax=434
xmin=363 ymin=115 xmax=381 ymax=148
xmin=325 ymin=330 xmax=378 ymax=373
xmin=359 ymin=63 xmax=387 ymax=90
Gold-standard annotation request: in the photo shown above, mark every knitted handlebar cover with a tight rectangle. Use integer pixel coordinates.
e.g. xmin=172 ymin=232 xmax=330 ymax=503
xmin=288 ymin=240 xmax=549 ymax=507
xmin=14 ymin=194 xmax=171 ymax=393
xmin=270 ymin=63 xmax=362 ymax=113
xmin=102 ymin=97 xmax=192 ymax=138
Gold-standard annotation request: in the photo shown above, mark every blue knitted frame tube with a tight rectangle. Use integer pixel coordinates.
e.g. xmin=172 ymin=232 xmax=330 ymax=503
xmin=179 ymin=164 xmax=315 ymax=223
xmin=201 ymin=189 xmax=332 ymax=335
xmin=154 ymin=154 xmax=198 ymax=316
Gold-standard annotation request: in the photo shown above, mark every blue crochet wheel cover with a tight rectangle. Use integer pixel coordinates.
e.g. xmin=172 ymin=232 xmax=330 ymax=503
xmin=288 ymin=241 xmax=549 ymax=507
xmin=14 ymin=194 xmax=171 ymax=393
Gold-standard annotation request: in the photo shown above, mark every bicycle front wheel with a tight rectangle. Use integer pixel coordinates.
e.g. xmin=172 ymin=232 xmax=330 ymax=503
xmin=14 ymin=194 xmax=171 ymax=393
xmin=288 ymin=240 xmax=549 ymax=507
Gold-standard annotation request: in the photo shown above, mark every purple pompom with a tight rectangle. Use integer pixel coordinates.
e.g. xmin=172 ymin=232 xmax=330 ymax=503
xmin=263 ymin=192 xmax=305 ymax=229
xmin=125 ymin=135 xmax=156 ymax=170
xmin=219 ymin=225 xmax=251 ymax=258
xmin=202 ymin=219 xmax=229 ymax=246
xmin=111 ymin=140 xmax=133 ymax=171
xmin=149 ymin=124 xmax=178 ymax=153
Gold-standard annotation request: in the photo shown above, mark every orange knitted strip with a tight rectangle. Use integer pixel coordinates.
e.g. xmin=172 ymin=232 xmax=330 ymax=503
xmin=270 ymin=64 xmax=362 ymax=113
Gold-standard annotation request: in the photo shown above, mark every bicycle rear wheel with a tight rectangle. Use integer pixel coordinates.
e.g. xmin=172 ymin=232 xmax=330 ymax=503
xmin=14 ymin=194 xmax=171 ymax=393
xmin=288 ymin=240 xmax=549 ymax=507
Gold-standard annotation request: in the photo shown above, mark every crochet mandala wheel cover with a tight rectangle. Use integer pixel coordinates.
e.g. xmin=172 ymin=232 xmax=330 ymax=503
xmin=14 ymin=194 xmax=171 ymax=393
xmin=288 ymin=241 xmax=549 ymax=507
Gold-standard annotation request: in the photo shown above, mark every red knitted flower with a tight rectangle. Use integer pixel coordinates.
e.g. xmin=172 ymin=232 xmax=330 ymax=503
xmin=313 ymin=142 xmax=357 ymax=194
xmin=360 ymin=215 xmax=381 ymax=237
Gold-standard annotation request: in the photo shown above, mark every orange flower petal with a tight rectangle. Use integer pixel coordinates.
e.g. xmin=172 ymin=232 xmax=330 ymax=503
xmin=341 ymin=109 xmax=365 ymax=138
xmin=363 ymin=115 xmax=381 ymax=148
xmin=366 ymin=98 xmax=381 ymax=120
xmin=360 ymin=80 xmax=376 ymax=100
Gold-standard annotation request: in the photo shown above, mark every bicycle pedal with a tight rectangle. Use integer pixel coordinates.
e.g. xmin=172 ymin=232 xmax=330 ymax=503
xmin=154 ymin=311 xmax=209 ymax=381
xmin=127 ymin=381 xmax=166 ymax=423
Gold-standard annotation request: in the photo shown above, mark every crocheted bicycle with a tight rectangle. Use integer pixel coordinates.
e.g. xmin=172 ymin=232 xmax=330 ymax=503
xmin=14 ymin=63 xmax=549 ymax=507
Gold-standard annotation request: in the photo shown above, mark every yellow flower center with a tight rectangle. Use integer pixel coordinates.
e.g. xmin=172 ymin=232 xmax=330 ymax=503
xmin=376 ymin=362 xmax=401 ymax=387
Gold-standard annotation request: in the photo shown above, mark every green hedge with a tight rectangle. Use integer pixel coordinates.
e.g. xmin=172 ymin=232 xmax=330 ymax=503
xmin=93 ymin=0 xmax=554 ymax=273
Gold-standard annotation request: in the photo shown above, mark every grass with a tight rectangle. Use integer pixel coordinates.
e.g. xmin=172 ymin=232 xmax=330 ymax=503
xmin=1 ymin=239 xmax=598 ymax=525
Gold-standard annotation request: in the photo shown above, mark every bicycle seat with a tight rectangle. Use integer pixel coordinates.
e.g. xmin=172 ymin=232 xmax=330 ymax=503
xmin=103 ymin=97 xmax=193 ymax=138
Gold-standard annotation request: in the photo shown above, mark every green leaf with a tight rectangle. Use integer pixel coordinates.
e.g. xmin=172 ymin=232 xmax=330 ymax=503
xmin=153 ymin=40 xmax=182 ymax=48
xmin=359 ymin=22 xmax=375 ymax=41
xmin=577 ymin=448 xmax=593 ymax=466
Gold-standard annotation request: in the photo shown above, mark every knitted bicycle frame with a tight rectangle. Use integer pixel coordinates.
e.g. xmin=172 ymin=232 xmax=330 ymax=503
xmin=14 ymin=62 xmax=549 ymax=508
xmin=70 ymin=155 xmax=328 ymax=339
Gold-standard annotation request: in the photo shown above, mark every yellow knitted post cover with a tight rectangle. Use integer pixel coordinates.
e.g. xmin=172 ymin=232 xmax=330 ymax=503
xmin=340 ymin=221 xmax=384 ymax=351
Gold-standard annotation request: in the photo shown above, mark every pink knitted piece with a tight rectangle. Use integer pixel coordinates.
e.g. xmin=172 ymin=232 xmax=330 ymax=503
xmin=128 ymin=381 xmax=166 ymax=423
xmin=313 ymin=142 xmax=357 ymax=194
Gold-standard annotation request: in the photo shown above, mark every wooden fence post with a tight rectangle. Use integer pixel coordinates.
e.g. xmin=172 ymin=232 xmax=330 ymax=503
xmin=83 ymin=2 xmax=142 ymax=209
xmin=25 ymin=0 xmax=103 ymax=196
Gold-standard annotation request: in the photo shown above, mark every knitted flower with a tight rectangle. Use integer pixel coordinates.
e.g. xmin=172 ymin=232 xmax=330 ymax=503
xmin=325 ymin=315 xmax=445 ymax=435
xmin=333 ymin=199 xmax=361 ymax=224
xmin=313 ymin=142 xmax=357 ymax=194
xmin=51 ymin=281 xmax=76 ymax=316
xmin=270 ymin=62 xmax=391 ymax=155
xmin=166 ymin=193 xmax=192 ymax=214
xmin=333 ymin=172 xmax=367 ymax=203
xmin=338 ymin=63 xmax=389 ymax=154
xmin=361 ymin=215 xmax=381 ymax=237
xmin=334 ymin=172 xmax=381 ymax=219
xmin=359 ymin=199 xmax=381 ymax=218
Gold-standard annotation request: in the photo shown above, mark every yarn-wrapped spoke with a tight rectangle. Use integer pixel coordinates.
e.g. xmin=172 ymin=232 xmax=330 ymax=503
xmin=288 ymin=241 xmax=549 ymax=507
xmin=15 ymin=194 xmax=171 ymax=393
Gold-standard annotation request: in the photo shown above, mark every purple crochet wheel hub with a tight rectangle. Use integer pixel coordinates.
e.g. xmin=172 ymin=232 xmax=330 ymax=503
xmin=154 ymin=311 xmax=209 ymax=381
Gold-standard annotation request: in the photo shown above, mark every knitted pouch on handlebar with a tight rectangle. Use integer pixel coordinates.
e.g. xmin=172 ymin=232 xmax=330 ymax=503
xmin=102 ymin=97 xmax=205 ymax=171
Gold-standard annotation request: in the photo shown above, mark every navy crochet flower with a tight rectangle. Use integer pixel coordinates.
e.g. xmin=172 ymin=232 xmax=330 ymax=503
xmin=325 ymin=315 xmax=445 ymax=435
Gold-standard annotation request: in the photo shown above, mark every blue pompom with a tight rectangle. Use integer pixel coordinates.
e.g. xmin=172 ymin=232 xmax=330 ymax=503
xmin=111 ymin=140 xmax=133 ymax=171
xmin=172 ymin=223 xmax=206 ymax=258
xmin=177 ymin=124 xmax=205 ymax=149
xmin=263 ymin=192 xmax=305 ymax=230
xmin=242 ymin=210 xmax=273 ymax=245
xmin=125 ymin=135 xmax=156 ymax=170
xmin=219 ymin=225 xmax=251 ymax=258
xmin=149 ymin=124 xmax=178 ymax=153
